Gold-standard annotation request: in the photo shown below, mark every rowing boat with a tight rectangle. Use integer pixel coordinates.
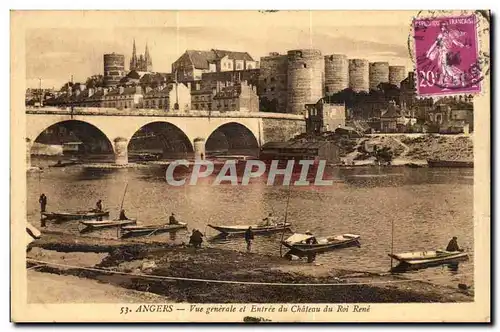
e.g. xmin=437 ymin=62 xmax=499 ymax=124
xmin=208 ymin=222 xmax=292 ymax=235
xmin=79 ymin=218 xmax=137 ymax=230
xmin=389 ymin=250 xmax=469 ymax=271
xmin=26 ymin=222 xmax=41 ymax=250
xmin=281 ymin=233 xmax=361 ymax=257
xmin=42 ymin=210 xmax=110 ymax=222
xmin=120 ymin=222 xmax=187 ymax=237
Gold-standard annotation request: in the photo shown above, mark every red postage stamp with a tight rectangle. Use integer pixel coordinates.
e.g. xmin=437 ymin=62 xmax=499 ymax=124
xmin=413 ymin=15 xmax=482 ymax=96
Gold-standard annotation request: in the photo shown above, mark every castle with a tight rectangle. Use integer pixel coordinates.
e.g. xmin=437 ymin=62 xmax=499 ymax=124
xmin=129 ymin=39 xmax=153 ymax=72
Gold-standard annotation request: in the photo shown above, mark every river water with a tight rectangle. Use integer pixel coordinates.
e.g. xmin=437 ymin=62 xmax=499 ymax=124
xmin=27 ymin=159 xmax=474 ymax=288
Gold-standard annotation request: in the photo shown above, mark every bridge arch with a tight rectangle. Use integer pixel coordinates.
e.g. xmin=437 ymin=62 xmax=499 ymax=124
xmin=28 ymin=119 xmax=114 ymax=161
xmin=128 ymin=121 xmax=194 ymax=160
xmin=206 ymin=122 xmax=260 ymax=156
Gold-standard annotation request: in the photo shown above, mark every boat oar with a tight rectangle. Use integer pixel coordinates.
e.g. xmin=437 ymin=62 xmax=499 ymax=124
xmin=279 ymin=186 xmax=292 ymax=258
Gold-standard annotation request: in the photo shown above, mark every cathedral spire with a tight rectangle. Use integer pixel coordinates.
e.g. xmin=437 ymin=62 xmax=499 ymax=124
xmin=145 ymin=42 xmax=152 ymax=71
xmin=130 ymin=39 xmax=138 ymax=71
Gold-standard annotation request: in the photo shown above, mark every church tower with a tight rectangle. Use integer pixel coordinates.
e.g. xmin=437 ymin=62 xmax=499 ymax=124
xmin=145 ymin=42 xmax=153 ymax=72
xmin=130 ymin=39 xmax=138 ymax=71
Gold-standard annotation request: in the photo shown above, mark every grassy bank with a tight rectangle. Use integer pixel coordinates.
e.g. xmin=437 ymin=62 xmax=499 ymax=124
xmin=27 ymin=233 xmax=473 ymax=304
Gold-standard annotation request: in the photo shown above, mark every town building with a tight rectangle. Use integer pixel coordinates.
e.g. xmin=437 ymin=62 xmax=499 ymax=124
xmin=103 ymin=86 xmax=143 ymax=109
xmin=129 ymin=39 xmax=153 ymax=72
xmin=379 ymin=101 xmax=417 ymax=133
xmin=305 ymin=99 xmax=346 ymax=134
xmin=191 ymin=87 xmax=214 ymax=111
xmin=212 ymin=81 xmax=259 ymax=112
xmin=142 ymin=83 xmax=191 ymax=111
xmin=400 ymin=71 xmax=417 ymax=110
xmin=427 ymin=103 xmax=474 ymax=134
xmin=171 ymin=49 xmax=257 ymax=83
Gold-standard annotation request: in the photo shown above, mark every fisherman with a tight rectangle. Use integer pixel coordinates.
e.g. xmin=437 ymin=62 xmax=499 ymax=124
xmin=169 ymin=213 xmax=179 ymax=225
xmin=305 ymin=230 xmax=318 ymax=263
xmin=305 ymin=231 xmax=318 ymax=244
xmin=189 ymin=229 xmax=204 ymax=249
xmin=262 ymin=212 xmax=277 ymax=226
xmin=38 ymin=193 xmax=47 ymax=213
xmin=245 ymin=226 xmax=254 ymax=252
xmin=446 ymin=236 xmax=461 ymax=252
xmin=95 ymin=200 xmax=103 ymax=221
xmin=118 ymin=209 xmax=128 ymax=220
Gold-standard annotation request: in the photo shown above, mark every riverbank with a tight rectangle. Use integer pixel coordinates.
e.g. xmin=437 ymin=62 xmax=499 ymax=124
xmin=364 ymin=134 xmax=473 ymax=162
xmin=27 ymin=232 xmax=473 ymax=303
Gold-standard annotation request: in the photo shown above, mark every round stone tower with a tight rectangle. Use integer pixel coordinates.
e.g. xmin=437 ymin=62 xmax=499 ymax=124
xmin=389 ymin=65 xmax=406 ymax=87
xmin=103 ymin=53 xmax=125 ymax=87
xmin=348 ymin=59 xmax=369 ymax=93
xmin=286 ymin=49 xmax=324 ymax=115
xmin=324 ymin=54 xmax=349 ymax=95
xmin=369 ymin=61 xmax=390 ymax=90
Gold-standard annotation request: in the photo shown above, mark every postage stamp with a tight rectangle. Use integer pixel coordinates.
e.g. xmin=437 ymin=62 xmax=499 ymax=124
xmin=413 ymin=14 xmax=482 ymax=96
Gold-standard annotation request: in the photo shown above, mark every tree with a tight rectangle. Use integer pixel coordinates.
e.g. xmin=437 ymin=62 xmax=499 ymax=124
xmin=85 ymin=75 xmax=104 ymax=89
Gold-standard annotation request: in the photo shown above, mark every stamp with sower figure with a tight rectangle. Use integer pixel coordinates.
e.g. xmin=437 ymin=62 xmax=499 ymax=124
xmin=413 ymin=14 xmax=482 ymax=96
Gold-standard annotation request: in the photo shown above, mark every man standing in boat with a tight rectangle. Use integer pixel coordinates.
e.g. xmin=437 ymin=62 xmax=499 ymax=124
xmin=245 ymin=226 xmax=254 ymax=252
xmin=446 ymin=236 xmax=461 ymax=252
xmin=95 ymin=200 xmax=103 ymax=221
xmin=169 ymin=213 xmax=179 ymax=225
xmin=39 ymin=193 xmax=47 ymax=213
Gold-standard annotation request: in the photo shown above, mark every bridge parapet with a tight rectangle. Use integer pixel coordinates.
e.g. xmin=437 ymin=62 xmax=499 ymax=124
xmin=26 ymin=107 xmax=305 ymax=121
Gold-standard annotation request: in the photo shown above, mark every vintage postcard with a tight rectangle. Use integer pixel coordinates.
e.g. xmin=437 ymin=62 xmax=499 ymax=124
xmin=11 ymin=10 xmax=490 ymax=323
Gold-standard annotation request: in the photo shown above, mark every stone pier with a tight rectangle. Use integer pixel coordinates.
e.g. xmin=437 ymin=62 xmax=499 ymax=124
xmin=26 ymin=138 xmax=32 ymax=169
xmin=193 ymin=137 xmax=206 ymax=161
xmin=113 ymin=137 xmax=128 ymax=165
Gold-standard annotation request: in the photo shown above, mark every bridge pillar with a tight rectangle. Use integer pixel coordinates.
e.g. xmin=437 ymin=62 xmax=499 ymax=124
xmin=193 ymin=137 xmax=206 ymax=161
xmin=113 ymin=137 xmax=128 ymax=165
xmin=26 ymin=138 xmax=32 ymax=168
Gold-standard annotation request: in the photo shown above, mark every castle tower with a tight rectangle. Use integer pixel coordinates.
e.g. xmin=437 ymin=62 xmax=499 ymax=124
xmin=130 ymin=39 xmax=138 ymax=71
xmin=145 ymin=43 xmax=153 ymax=71
xmin=286 ymin=49 xmax=324 ymax=115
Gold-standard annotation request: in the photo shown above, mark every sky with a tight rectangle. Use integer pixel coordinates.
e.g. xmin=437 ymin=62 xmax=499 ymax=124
xmin=25 ymin=10 xmax=418 ymax=89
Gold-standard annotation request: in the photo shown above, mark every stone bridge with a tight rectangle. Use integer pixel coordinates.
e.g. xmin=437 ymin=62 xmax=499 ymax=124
xmin=26 ymin=107 xmax=306 ymax=165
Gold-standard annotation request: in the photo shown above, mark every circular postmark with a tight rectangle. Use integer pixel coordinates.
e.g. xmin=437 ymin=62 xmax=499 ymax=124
xmin=407 ymin=10 xmax=490 ymax=95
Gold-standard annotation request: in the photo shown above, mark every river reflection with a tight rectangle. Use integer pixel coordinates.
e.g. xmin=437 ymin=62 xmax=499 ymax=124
xmin=27 ymin=160 xmax=474 ymax=288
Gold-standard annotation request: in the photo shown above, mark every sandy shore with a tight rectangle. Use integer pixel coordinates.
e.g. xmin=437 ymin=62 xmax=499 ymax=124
xmin=28 ymin=270 xmax=169 ymax=303
xmin=27 ymin=232 xmax=473 ymax=303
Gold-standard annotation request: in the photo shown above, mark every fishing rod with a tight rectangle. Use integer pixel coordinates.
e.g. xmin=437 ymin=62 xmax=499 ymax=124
xmin=119 ymin=183 xmax=129 ymax=213
xmin=279 ymin=185 xmax=292 ymax=257
xmin=116 ymin=183 xmax=129 ymax=239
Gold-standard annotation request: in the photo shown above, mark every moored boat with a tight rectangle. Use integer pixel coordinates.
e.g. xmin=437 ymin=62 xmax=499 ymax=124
xmin=427 ymin=159 xmax=474 ymax=168
xmin=120 ymin=222 xmax=187 ymax=238
xmin=26 ymin=222 xmax=41 ymax=251
xmin=48 ymin=159 xmax=83 ymax=168
xmin=42 ymin=210 xmax=110 ymax=222
xmin=79 ymin=218 xmax=137 ymax=230
xmin=281 ymin=233 xmax=361 ymax=257
xmin=389 ymin=250 xmax=469 ymax=271
xmin=208 ymin=222 xmax=292 ymax=235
